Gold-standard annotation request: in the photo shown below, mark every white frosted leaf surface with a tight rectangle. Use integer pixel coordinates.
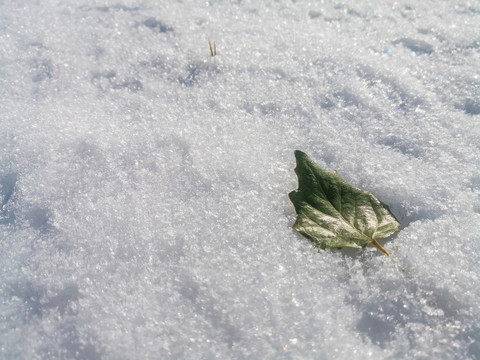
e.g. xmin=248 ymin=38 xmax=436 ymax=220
xmin=1 ymin=1 xmax=480 ymax=359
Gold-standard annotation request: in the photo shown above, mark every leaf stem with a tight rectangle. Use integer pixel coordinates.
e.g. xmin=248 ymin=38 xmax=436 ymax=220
xmin=371 ymin=238 xmax=390 ymax=256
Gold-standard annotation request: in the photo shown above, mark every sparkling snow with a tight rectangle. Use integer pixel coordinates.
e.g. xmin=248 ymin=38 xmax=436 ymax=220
xmin=1 ymin=1 xmax=480 ymax=359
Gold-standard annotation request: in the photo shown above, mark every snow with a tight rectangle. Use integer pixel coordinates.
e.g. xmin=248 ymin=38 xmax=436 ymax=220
xmin=1 ymin=0 xmax=480 ymax=359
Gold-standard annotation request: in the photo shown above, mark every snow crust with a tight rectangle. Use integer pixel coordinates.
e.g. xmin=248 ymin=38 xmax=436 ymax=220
xmin=1 ymin=1 xmax=480 ymax=359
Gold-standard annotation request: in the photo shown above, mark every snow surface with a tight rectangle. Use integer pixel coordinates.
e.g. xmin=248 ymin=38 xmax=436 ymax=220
xmin=1 ymin=0 xmax=480 ymax=359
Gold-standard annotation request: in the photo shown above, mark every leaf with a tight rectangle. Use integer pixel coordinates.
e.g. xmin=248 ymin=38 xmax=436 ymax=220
xmin=289 ymin=150 xmax=400 ymax=255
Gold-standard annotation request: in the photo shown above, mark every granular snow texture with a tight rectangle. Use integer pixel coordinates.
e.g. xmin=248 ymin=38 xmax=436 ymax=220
xmin=1 ymin=1 xmax=480 ymax=359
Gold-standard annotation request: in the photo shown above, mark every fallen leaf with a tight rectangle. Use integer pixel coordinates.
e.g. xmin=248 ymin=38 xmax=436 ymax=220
xmin=289 ymin=151 xmax=400 ymax=255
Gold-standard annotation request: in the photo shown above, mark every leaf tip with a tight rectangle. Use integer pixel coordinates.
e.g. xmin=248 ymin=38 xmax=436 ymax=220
xmin=294 ymin=150 xmax=308 ymax=161
xmin=293 ymin=150 xmax=312 ymax=174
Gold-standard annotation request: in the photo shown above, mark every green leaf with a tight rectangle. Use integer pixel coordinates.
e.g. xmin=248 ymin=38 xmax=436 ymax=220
xmin=289 ymin=151 xmax=400 ymax=255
